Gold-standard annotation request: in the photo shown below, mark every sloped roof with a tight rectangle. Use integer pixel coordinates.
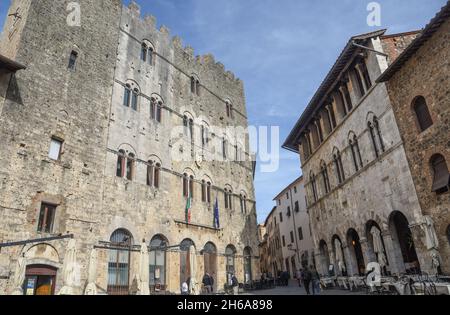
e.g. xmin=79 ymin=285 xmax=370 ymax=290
xmin=283 ymin=30 xmax=386 ymax=152
xmin=377 ymin=1 xmax=450 ymax=82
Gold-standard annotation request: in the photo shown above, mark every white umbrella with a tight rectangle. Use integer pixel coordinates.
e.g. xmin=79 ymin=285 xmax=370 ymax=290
xmin=84 ymin=248 xmax=98 ymax=295
xmin=423 ymin=216 xmax=439 ymax=250
xmin=58 ymin=239 xmax=80 ymax=295
xmin=138 ymin=242 xmax=150 ymax=295
xmin=334 ymin=239 xmax=346 ymax=273
xmin=11 ymin=257 xmax=26 ymax=295
xmin=371 ymin=227 xmax=387 ymax=268
xmin=189 ymin=245 xmax=199 ymax=295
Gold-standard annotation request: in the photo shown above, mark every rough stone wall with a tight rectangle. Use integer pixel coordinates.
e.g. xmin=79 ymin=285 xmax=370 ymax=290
xmin=380 ymin=32 xmax=420 ymax=65
xmin=298 ymin=36 xmax=429 ymax=276
xmin=0 ymin=0 xmax=259 ymax=295
xmin=0 ymin=0 xmax=123 ymax=294
xmin=385 ymin=18 xmax=450 ymax=274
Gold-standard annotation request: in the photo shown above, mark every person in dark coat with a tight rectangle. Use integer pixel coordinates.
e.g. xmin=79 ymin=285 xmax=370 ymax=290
xmin=202 ymin=273 xmax=213 ymax=294
xmin=302 ymin=266 xmax=312 ymax=295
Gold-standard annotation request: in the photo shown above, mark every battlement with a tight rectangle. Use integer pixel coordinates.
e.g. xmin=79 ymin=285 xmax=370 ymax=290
xmin=125 ymin=1 xmax=241 ymax=84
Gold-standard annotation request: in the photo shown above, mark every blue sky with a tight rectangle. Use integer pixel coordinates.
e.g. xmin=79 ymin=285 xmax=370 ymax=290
xmin=0 ymin=0 xmax=446 ymax=223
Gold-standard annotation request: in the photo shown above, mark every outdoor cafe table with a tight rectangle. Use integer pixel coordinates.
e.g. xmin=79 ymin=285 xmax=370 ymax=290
xmin=382 ymin=280 xmax=450 ymax=295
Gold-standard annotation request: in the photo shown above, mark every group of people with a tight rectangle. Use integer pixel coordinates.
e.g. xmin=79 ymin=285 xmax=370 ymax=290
xmin=296 ymin=266 xmax=321 ymax=295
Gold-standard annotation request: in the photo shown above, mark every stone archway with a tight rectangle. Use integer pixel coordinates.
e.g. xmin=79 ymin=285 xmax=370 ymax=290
xmin=388 ymin=211 xmax=421 ymax=274
xmin=202 ymin=242 xmax=217 ymax=291
xmin=346 ymin=229 xmax=366 ymax=276
xmin=318 ymin=240 xmax=330 ymax=276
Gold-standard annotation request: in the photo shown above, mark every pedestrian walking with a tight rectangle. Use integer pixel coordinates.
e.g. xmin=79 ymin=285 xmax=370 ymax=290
xmin=297 ymin=269 xmax=303 ymax=287
xmin=311 ymin=266 xmax=321 ymax=295
xmin=231 ymin=274 xmax=239 ymax=295
xmin=303 ymin=266 xmax=312 ymax=295
xmin=202 ymin=272 xmax=213 ymax=294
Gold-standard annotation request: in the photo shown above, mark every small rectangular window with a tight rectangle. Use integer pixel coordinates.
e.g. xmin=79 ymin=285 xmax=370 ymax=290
xmin=290 ymin=231 xmax=294 ymax=243
xmin=295 ymin=201 xmax=299 ymax=213
xmin=298 ymin=227 xmax=304 ymax=241
xmin=48 ymin=138 xmax=63 ymax=160
xmin=282 ymin=236 xmax=286 ymax=247
xmin=68 ymin=51 xmax=78 ymax=70
xmin=37 ymin=203 xmax=56 ymax=233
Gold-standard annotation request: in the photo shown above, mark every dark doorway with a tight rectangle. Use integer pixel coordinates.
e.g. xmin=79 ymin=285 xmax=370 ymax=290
xmin=23 ymin=265 xmax=57 ymax=295
xmin=347 ymin=229 xmax=365 ymax=276
xmin=203 ymin=242 xmax=217 ymax=291
xmin=391 ymin=212 xmax=420 ymax=274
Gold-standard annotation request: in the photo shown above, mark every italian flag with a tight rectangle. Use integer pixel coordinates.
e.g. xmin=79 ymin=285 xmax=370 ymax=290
xmin=185 ymin=195 xmax=192 ymax=223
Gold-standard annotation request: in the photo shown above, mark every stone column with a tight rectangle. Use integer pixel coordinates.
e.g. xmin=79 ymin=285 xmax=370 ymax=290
xmin=382 ymin=231 xmax=403 ymax=275
xmin=409 ymin=223 xmax=430 ymax=274
xmin=359 ymin=237 xmax=371 ymax=268
xmin=343 ymin=243 xmax=357 ymax=276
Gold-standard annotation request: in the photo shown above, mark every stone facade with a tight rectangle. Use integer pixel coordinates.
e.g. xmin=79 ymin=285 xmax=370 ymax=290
xmin=260 ymin=207 xmax=283 ymax=277
xmin=273 ymin=176 xmax=314 ymax=277
xmin=379 ymin=7 xmax=450 ymax=274
xmin=283 ymin=30 xmax=440 ymax=277
xmin=0 ymin=0 xmax=259 ymax=295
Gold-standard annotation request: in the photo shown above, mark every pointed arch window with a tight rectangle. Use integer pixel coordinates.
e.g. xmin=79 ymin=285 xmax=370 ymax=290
xmin=190 ymin=76 xmax=200 ymax=96
xmin=123 ymin=84 xmax=131 ymax=107
xmin=368 ymin=116 xmax=385 ymax=158
xmin=126 ymin=153 xmax=135 ymax=180
xmin=413 ymin=96 xmax=433 ymax=132
xmin=147 ymin=160 xmax=161 ymax=189
xmin=333 ymin=150 xmax=345 ymax=185
xmin=349 ymin=134 xmax=363 ymax=172
xmin=320 ymin=162 xmax=331 ymax=194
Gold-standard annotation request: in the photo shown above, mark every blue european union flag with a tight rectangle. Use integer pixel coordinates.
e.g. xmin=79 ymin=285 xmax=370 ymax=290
xmin=214 ymin=197 xmax=220 ymax=229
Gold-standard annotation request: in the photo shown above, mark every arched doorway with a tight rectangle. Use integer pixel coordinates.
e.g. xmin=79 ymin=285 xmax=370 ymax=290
xmin=347 ymin=229 xmax=365 ymax=276
xmin=180 ymin=239 xmax=195 ymax=287
xmin=319 ymin=240 xmax=330 ymax=275
xmin=389 ymin=211 xmax=420 ymax=274
xmin=149 ymin=234 xmax=168 ymax=292
xmin=243 ymin=247 xmax=253 ymax=284
xmin=107 ymin=228 xmax=133 ymax=295
xmin=23 ymin=265 xmax=57 ymax=295
xmin=203 ymin=242 xmax=217 ymax=291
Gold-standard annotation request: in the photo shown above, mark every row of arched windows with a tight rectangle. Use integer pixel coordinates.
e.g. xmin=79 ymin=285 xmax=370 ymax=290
xmin=300 ymin=59 xmax=373 ymax=160
xmin=308 ymin=116 xmax=384 ymax=203
xmin=107 ymin=229 xmax=253 ymax=294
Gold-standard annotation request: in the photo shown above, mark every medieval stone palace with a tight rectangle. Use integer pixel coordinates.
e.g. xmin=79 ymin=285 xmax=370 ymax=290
xmin=0 ymin=0 xmax=259 ymax=295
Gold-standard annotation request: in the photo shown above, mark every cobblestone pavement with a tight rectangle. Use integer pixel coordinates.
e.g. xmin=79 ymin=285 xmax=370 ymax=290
xmin=242 ymin=281 xmax=367 ymax=296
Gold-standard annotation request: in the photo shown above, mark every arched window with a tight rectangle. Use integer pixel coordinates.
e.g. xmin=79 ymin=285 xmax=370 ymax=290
xmin=430 ymin=154 xmax=449 ymax=194
xmin=148 ymin=47 xmax=154 ymax=65
xmin=413 ymin=96 xmax=433 ymax=132
xmin=141 ymin=43 xmax=148 ymax=62
xmin=123 ymin=84 xmax=131 ymax=107
xmin=320 ymin=161 xmax=331 ymax=194
xmin=190 ymin=76 xmax=200 ymax=96
xmin=368 ymin=116 xmax=385 ymax=158
xmin=224 ymin=186 xmax=233 ymax=210
xmin=149 ymin=235 xmax=168 ymax=291
xmin=222 ymin=139 xmax=228 ymax=160
xmin=116 ymin=150 xmax=126 ymax=178
xmin=240 ymin=193 xmax=247 ymax=214
xmin=108 ymin=229 xmax=133 ymax=295
xmin=226 ymin=101 xmax=234 ymax=119
xmin=150 ymin=97 xmax=163 ymax=123
xmin=126 ymin=153 xmax=135 ymax=180
xmin=131 ymin=88 xmax=139 ymax=111
xmin=147 ymin=159 xmax=161 ymax=189
xmin=183 ymin=173 xmax=195 ymax=200
xmin=201 ymin=124 xmax=209 ymax=149
xmin=349 ymin=134 xmax=363 ymax=172
xmin=333 ymin=149 xmax=345 ymax=184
